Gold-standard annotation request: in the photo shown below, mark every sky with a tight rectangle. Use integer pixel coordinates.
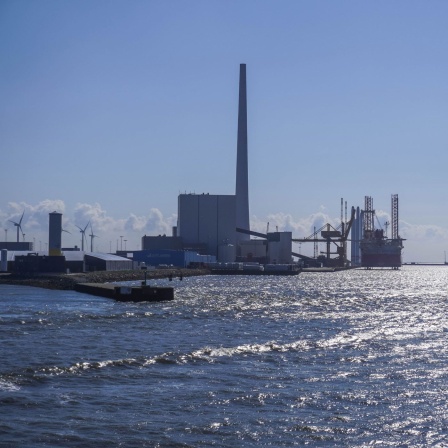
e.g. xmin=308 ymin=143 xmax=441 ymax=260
xmin=1 ymin=0 xmax=447 ymax=261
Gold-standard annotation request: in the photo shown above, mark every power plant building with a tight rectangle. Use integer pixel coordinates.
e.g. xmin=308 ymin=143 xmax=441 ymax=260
xmin=267 ymin=232 xmax=292 ymax=264
xmin=177 ymin=193 xmax=236 ymax=259
xmin=239 ymin=232 xmax=292 ymax=264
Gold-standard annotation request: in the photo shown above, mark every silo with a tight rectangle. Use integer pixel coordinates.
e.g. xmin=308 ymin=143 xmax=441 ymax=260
xmin=49 ymin=212 xmax=62 ymax=256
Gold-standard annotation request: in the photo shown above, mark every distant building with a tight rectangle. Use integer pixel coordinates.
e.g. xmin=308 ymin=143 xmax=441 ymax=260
xmin=0 ymin=242 xmax=33 ymax=251
xmin=177 ymin=193 xmax=236 ymax=260
xmin=141 ymin=235 xmax=183 ymax=251
xmin=238 ymin=232 xmax=292 ymax=264
xmin=6 ymin=250 xmax=132 ymax=273
xmin=267 ymin=232 xmax=292 ymax=264
xmin=13 ymin=253 xmax=66 ymax=274
xmin=131 ymin=249 xmax=215 ymax=268
xmin=84 ymin=253 xmax=133 ymax=272
xmin=239 ymin=240 xmax=267 ymax=263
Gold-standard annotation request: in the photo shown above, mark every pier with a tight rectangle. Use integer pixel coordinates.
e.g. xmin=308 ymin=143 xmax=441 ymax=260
xmin=74 ymin=283 xmax=174 ymax=302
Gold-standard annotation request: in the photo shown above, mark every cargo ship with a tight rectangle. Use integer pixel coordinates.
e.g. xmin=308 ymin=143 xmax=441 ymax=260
xmin=360 ymin=229 xmax=403 ymax=269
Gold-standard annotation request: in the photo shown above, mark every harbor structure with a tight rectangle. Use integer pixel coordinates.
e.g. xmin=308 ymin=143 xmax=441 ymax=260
xmin=360 ymin=194 xmax=404 ymax=268
xmin=292 ymin=201 xmax=355 ymax=268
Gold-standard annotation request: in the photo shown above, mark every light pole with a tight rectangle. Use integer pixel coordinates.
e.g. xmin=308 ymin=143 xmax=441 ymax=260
xmin=120 ymin=236 xmax=123 ymax=251
xmin=141 ymin=262 xmax=148 ymax=286
xmin=124 ymin=239 xmax=127 ymax=250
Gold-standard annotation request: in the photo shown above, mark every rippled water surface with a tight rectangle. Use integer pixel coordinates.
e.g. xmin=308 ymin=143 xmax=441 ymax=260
xmin=1 ymin=266 xmax=448 ymax=447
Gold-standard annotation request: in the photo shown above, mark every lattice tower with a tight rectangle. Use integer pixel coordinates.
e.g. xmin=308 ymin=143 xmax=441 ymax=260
xmin=391 ymin=194 xmax=399 ymax=239
xmin=363 ymin=196 xmax=374 ymax=235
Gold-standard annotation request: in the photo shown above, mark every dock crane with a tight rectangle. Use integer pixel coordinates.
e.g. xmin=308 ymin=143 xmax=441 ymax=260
xmin=292 ymin=205 xmax=356 ymax=267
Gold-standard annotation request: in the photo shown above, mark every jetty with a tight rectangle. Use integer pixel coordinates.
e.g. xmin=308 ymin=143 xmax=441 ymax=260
xmin=74 ymin=283 xmax=174 ymax=302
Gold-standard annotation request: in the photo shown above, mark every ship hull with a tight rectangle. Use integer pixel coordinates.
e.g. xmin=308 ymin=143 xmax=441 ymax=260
xmin=360 ymin=238 xmax=403 ymax=268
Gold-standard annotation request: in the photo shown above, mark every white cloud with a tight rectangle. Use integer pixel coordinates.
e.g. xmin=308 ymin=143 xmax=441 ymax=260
xmin=2 ymin=200 xmax=66 ymax=239
xmin=400 ymin=220 xmax=448 ymax=240
xmin=2 ymin=200 xmax=448 ymax=261
xmin=251 ymin=211 xmax=340 ymax=237
xmin=0 ymin=200 xmax=176 ymax=251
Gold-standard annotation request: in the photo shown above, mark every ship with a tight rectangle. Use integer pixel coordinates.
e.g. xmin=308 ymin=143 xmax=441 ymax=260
xmin=360 ymin=229 xmax=403 ymax=269
xmin=359 ymin=194 xmax=404 ymax=269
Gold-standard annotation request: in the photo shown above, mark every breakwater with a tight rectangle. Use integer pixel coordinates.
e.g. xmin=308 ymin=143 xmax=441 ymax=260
xmin=0 ymin=268 xmax=210 ymax=290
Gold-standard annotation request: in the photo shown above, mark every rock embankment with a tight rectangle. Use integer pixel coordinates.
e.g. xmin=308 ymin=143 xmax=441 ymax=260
xmin=0 ymin=268 xmax=210 ymax=291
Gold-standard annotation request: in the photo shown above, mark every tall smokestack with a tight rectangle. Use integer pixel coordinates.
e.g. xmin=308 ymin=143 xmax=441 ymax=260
xmin=235 ymin=63 xmax=250 ymax=241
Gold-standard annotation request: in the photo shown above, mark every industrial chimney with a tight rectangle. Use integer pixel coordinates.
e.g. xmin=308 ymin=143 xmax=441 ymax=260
xmin=235 ymin=63 xmax=250 ymax=242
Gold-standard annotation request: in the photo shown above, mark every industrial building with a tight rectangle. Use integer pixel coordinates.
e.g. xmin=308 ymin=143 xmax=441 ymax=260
xmin=4 ymin=250 xmax=133 ymax=274
xmin=131 ymin=249 xmax=215 ymax=268
xmin=147 ymin=64 xmax=258 ymax=264
xmin=137 ymin=64 xmax=299 ymax=267
xmin=142 ymin=234 xmax=183 ymax=251
xmin=85 ymin=253 xmax=133 ymax=272
xmin=1 ymin=212 xmax=133 ymax=274
xmin=0 ymin=242 xmax=33 ymax=251
xmin=239 ymin=232 xmax=293 ymax=264
xmin=177 ymin=193 xmax=237 ymax=260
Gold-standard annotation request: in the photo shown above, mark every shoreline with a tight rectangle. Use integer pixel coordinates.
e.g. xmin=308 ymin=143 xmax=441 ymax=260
xmin=0 ymin=268 xmax=210 ymax=291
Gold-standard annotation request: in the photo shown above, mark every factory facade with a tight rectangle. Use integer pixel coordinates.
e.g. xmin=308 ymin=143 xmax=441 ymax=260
xmin=177 ymin=193 xmax=237 ymax=259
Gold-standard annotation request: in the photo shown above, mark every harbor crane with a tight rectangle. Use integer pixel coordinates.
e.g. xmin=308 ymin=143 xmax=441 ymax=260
xmin=292 ymin=205 xmax=356 ymax=267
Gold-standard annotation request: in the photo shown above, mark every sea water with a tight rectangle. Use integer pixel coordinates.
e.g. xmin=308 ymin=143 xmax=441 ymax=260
xmin=1 ymin=266 xmax=447 ymax=447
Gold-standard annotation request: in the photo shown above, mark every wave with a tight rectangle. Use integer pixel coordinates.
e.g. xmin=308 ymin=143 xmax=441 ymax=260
xmin=0 ymin=330 xmax=390 ymax=390
xmin=0 ymin=338 xmax=315 ymax=389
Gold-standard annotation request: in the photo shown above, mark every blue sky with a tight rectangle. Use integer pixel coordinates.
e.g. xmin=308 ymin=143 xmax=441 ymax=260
xmin=1 ymin=1 xmax=448 ymax=260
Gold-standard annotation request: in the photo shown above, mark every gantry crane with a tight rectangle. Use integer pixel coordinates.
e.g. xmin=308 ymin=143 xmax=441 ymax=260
xmin=292 ymin=205 xmax=356 ymax=267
